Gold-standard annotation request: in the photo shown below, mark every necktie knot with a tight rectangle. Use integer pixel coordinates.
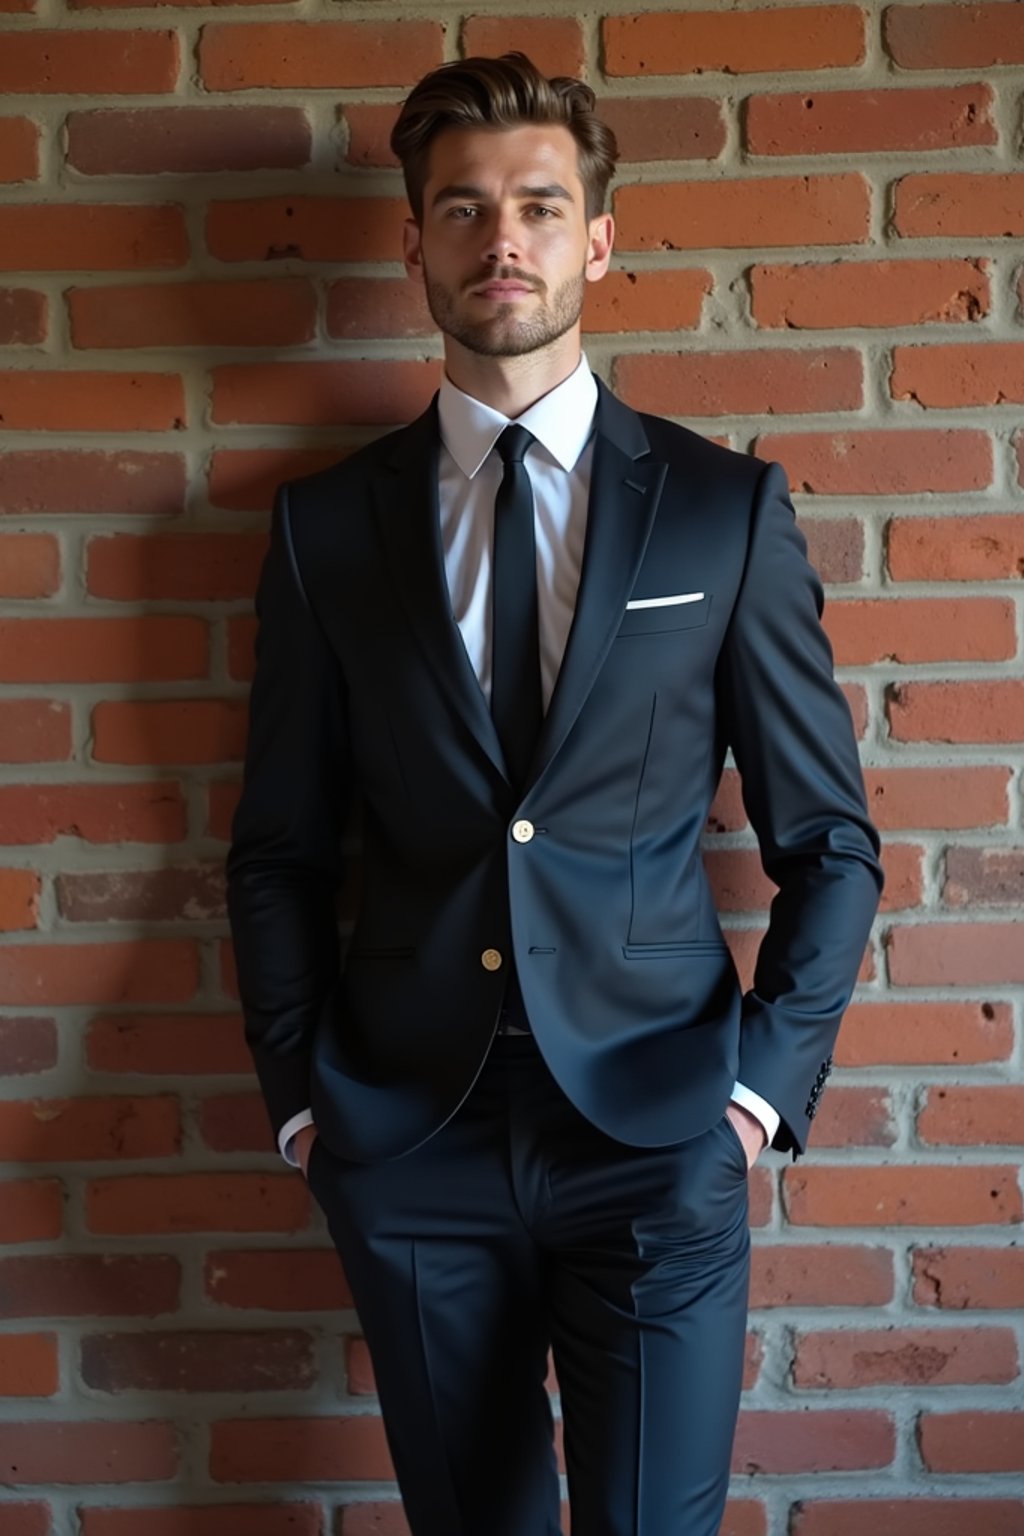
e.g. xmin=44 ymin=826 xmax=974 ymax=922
xmin=495 ymin=424 xmax=535 ymax=467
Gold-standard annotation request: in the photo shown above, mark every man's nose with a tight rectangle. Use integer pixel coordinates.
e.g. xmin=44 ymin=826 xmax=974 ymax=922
xmin=483 ymin=210 xmax=521 ymax=264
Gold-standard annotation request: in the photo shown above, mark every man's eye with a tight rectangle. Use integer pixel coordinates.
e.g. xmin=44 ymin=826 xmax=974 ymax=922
xmin=528 ymin=206 xmax=558 ymax=218
xmin=447 ymin=206 xmax=479 ymax=219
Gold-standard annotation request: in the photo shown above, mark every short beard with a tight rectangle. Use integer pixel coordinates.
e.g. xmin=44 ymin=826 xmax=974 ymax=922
xmin=424 ymin=265 xmax=586 ymax=358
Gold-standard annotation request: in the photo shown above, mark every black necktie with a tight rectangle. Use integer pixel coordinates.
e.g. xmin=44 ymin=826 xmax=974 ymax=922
xmin=491 ymin=424 xmax=542 ymax=790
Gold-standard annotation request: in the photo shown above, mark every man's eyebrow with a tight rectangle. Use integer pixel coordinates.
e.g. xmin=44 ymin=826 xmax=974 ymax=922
xmin=430 ymin=182 xmax=575 ymax=207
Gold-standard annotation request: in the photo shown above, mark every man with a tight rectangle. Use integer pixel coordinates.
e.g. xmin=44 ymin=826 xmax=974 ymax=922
xmin=226 ymin=52 xmax=883 ymax=1536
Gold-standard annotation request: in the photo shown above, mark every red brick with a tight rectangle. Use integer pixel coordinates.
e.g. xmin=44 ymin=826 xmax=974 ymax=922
xmin=207 ymin=448 xmax=342 ymax=512
xmin=91 ymin=700 xmax=248 ymax=765
xmin=209 ymin=1415 xmax=392 ymax=1482
xmin=887 ymin=514 xmax=1024 ymax=580
xmin=0 ymin=1096 xmax=179 ymax=1161
xmin=69 ymin=278 xmax=317 ymax=350
xmin=761 ymin=429 xmax=992 ymax=494
xmin=198 ymin=22 xmax=442 ymax=90
xmin=0 ymin=871 xmax=39 ymax=932
xmin=0 ymin=1254 xmax=180 ymax=1317
xmin=0 ymin=1180 xmax=63 ymax=1243
xmin=0 ymin=1333 xmax=57 ymax=1396
xmin=87 ymin=1175 xmax=313 ymax=1236
xmin=0 ymin=1505 xmax=48 ymax=1536
xmin=838 ymin=1001 xmax=1012 ymax=1065
xmin=704 ymin=850 xmax=773 ymax=913
xmin=749 ymin=1245 xmax=894 ymax=1308
xmin=887 ymin=680 xmax=1024 ymax=744
xmin=205 ymin=196 xmax=405 ymax=264
xmin=461 ymin=17 xmax=584 ymax=78
xmin=337 ymin=1503 xmax=411 ymax=1536
xmin=0 ymin=117 xmax=39 ymax=183
xmin=811 ymin=1087 xmax=895 ymax=1148
xmin=801 ymin=517 xmax=864 ymax=582
xmin=0 ymin=371 xmax=184 ymax=432
xmin=81 ymin=1329 xmax=315 ymax=1393
xmin=750 ymin=258 xmax=990 ymax=328
xmin=211 ymin=361 xmax=439 ymax=428
xmin=616 ymin=348 xmax=862 ymax=416
xmin=86 ymin=1012 xmax=249 ymax=1075
xmin=886 ymin=3 xmax=1024 ymax=67
xmin=87 ymin=532 xmax=267 ymax=601
xmin=616 ymin=175 xmax=870 ymax=251
xmin=206 ymin=779 xmax=240 ymax=840
xmin=919 ymin=1412 xmax=1023 ymax=1473
xmin=0 ymin=206 xmax=188 ymax=271
xmin=918 ymin=1086 xmax=1024 ymax=1146
xmin=894 ymin=173 xmax=1024 ymax=238
xmin=326 ymin=278 xmax=431 ymax=341
xmin=892 ymin=342 xmax=1024 ymax=406
xmin=747 ymin=84 xmax=995 ymax=155
xmin=0 ymin=783 xmax=186 ymax=845
xmin=81 ymin=1509 xmax=324 ymax=1536
xmin=0 ymin=30 xmax=179 ymax=93
xmin=604 ymin=7 xmax=865 ymax=76
xmin=784 ymin=1165 xmax=1022 ymax=1226
xmin=793 ymin=1326 xmax=1018 ymax=1388
xmin=0 ymin=1421 xmax=178 ymax=1483
xmin=863 ymin=767 xmax=1010 ymax=830
xmin=57 ymin=865 xmax=225 ymax=924
xmin=732 ymin=1410 xmax=893 ymax=1473
xmin=825 ymin=597 xmax=1015 ymax=663
xmin=342 ymin=104 xmax=399 ymax=169
xmin=793 ymin=1499 xmax=1024 ymax=1536
xmin=199 ymin=1091 xmax=273 ymax=1153
xmin=600 ymin=98 xmax=726 ymax=162
xmin=0 ymin=534 xmax=59 ymax=596
xmin=0 ymin=700 xmax=71 ymax=764
xmin=0 ymin=1015 xmax=57 ymax=1074
xmin=66 ymin=107 xmax=310 ymax=175
xmin=204 ymin=1248 xmax=353 ymax=1312
xmin=0 ymin=288 xmax=47 ymax=344
xmin=888 ymin=923 xmax=1024 ymax=985
xmin=945 ymin=847 xmax=1024 ymax=907
xmin=0 ymin=940 xmax=198 ymax=1006
xmin=0 ymin=451 xmax=186 ymax=516
xmin=913 ymin=1246 xmax=1024 ymax=1311
xmin=0 ymin=618 xmax=205 ymax=682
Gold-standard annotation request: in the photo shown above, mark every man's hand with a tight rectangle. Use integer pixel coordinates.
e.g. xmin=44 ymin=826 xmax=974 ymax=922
xmin=726 ymin=1102 xmax=767 ymax=1170
xmin=294 ymin=1123 xmax=318 ymax=1179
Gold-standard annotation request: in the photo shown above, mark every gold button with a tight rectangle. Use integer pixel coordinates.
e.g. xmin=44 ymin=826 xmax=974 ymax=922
xmin=481 ymin=948 xmax=503 ymax=972
xmin=512 ymin=819 xmax=535 ymax=844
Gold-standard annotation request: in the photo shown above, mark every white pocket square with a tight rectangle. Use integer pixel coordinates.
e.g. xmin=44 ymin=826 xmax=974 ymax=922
xmin=625 ymin=591 xmax=705 ymax=611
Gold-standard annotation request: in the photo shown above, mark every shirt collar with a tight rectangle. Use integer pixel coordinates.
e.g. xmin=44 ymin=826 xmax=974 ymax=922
xmin=438 ymin=354 xmax=598 ymax=479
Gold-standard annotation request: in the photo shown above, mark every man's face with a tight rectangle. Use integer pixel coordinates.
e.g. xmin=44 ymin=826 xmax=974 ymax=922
xmin=403 ymin=123 xmax=613 ymax=359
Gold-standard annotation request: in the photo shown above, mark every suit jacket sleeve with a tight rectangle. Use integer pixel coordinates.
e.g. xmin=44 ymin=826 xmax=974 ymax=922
xmin=717 ymin=459 xmax=883 ymax=1156
xmin=225 ymin=483 xmax=351 ymax=1141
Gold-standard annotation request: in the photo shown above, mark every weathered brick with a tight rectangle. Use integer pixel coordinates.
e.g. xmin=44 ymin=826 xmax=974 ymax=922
xmin=66 ymin=107 xmax=311 ymax=176
xmin=0 ymin=700 xmax=71 ymax=764
xmin=888 ymin=681 xmax=1024 ymax=744
xmin=0 ymin=1421 xmax=178 ymax=1483
xmin=0 ymin=871 xmax=40 ymax=932
xmin=887 ymin=922 xmax=1024 ymax=985
xmin=747 ymin=84 xmax=994 ymax=155
xmin=0 ymin=288 xmax=47 ymax=345
xmin=894 ymin=173 xmax=1024 ymax=238
xmin=838 ymin=1002 xmax=1012 ymax=1065
xmin=792 ymin=1326 xmax=1018 ymax=1387
xmin=80 ymin=1330 xmax=315 ymax=1393
xmin=750 ymin=1245 xmax=894 ymax=1309
xmin=87 ymin=1175 xmax=313 ymax=1236
xmin=0 ymin=1015 xmax=57 ymax=1075
xmin=0 ymin=1097 xmax=179 ymax=1161
xmin=811 ymin=1087 xmax=895 ymax=1148
xmin=600 ymin=98 xmax=726 ymax=162
xmin=826 ymin=597 xmax=1015 ymax=664
xmin=0 ymin=206 xmax=188 ymax=271
xmin=759 ymin=430 xmax=992 ymax=494
xmin=616 ymin=348 xmax=862 ymax=416
xmin=885 ymin=3 xmax=1024 ymax=68
xmin=913 ymin=1246 xmax=1024 ymax=1310
xmin=0 ymin=451 xmax=186 ymax=517
xmin=209 ymin=1415 xmax=393 ymax=1482
xmin=0 ymin=1254 xmax=180 ymax=1318
xmin=198 ymin=22 xmax=442 ymax=91
xmin=892 ymin=342 xmax=1024 ymax=406
xmin=461 ymin=17 xmax=584 ymax=77
xmin=204 ymin=1248 xmax=353 ymax=1312
xmin=69 ymin=279 xmax=316 ymax=350
xmin=863 ymin=767 xmax=1010 ymax=830
xmin=205 ymin=197 xmax=405 ymax=264
xmin=91 ymin=700 xmax=248 ymax=765
xmin=918 ymin=1086 xmax=1024 ymax=1146
xmin=616 ymin=176 xmax=870 ymax=250
xmin=57 ymin=865 xmax=226 ymax=924
xmin=0 ymin=533 xmax=59 ymax=597
xmin=750 ymin=258 xmax=990 ymax=328
xmin=732 ymin=1410 xmax=894 ymax=1473
xmin=784 ymin=1164 xmax=1022 ymax=1226
xmin=0 ymin=1180 xmax=63 ymax=1243
xmin=887 ymin=514 xmax=1024 ymax=580
xmin=604 ymin=7 xmax=865 ymax=76
xmin=86 ymin=1013 xmax=249 ymax=1076
xmin=0 ymin=371 xmax=185 ymax=433
xmin=80 ymin=1509 xmax=324 ymax=1536
xmin=944 ymin=847 xmax=1024 ymax=907
xmin=792 ymin=1499 xmax=1024 ymax=1536
xmin=0 ymin=941 xmax=198 ymax=1005
xmin=0 ymin=30 xmax=179 ymax=93
xmin=0 ymin=618 xmax=205 ymax=682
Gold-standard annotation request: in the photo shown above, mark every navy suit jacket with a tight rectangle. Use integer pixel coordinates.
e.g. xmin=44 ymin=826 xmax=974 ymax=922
xmin=226 ymin=380 xmax=883 ymax=1164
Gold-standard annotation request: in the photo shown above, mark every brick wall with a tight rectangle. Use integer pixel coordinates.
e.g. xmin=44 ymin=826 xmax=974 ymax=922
xmin=0 ymin=2 xmax=1022 ymax=1532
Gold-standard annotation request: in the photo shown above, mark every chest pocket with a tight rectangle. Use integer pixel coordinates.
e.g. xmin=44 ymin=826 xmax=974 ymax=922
xmin=616 ymin=593 xmax=712 ymax=637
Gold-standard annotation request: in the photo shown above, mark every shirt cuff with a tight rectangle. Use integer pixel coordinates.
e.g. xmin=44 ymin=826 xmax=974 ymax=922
xmin=730 ymin=1081 xmax=780 ymax=1147
xmin=278 ymin=1108 xmax=315 ymax=1167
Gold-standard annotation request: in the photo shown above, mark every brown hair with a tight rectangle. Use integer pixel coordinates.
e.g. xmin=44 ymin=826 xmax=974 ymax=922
xmin=390 ymin=52 xmax=618 ymax=224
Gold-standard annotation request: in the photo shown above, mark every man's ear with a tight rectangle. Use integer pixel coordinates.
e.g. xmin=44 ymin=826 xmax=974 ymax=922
xmin=403 ymin=218 xmax=424 ymax=280
xmin=585 ymin=212 xmax=614 ymax=285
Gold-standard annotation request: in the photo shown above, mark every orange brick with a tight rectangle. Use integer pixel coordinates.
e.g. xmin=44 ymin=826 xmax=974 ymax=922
xmin=343 ymin=103 xmax=400 ymax=169
xmin=0 ymin=1506 xmax=48 ymax=1536
xmin=0 ymin=783 xmax=186 ymax=845
xmin=211 ymin=360 xmax=439 ymax=428
xmin=326 ymin=278 xmax=432 ymax=340
xmin=825 ymin=597 xmax=1015 ymax=664
xmin=0 ymin=451 xmax=186 ymax=516
xmin=66 ymin=107 xmax=310 ymax=175
xmin=0 ymin=288 xmax=47 ymax=344
xmin=0 ymin=700 xmax=72 ymax=764
xmin=0 ymin=371 xmax=185 ymax=432
xmin=750 ymin=1245 xmax=893 ymax=1308
xmin=204 ymin=1248 xmax=353 ymax=1311
xmin=887 ymin=514 xmax=1024 ymax=580
xmin=87 ymin=532 xmax=267 ymax=601
xmin=892 ymin=342 xmax=1024 ymax=405
xmin=838 ymin=1002 xmax=1012 ymax=1066
xmin=0 ymin=870 xmax=40 ymax=932
xmin=0 ymin=940 xmax=198 ymax=1005
xmin=616 ymin=348 xmax=862 ymax=416
xmin=0 ymin=1097 xmax=179 ymax=1161
xmin=0 ymin=534 xmax=59 ymax=597
xmin=69 ymin=279 xmax=317 ymax=350
xmin=919 ymin=1086 xmax=1024 ymax=1146
xmin=0 ymin=206 xmax=188 ymax=272
xmin=604 ymin=6 xmax=865 ymax=76
xmin=750 ymin=258 xmax=990 ymax=328
xmin=461 ymin=17 xmax=584 ymax=78
xmin=0 ymin=30 xmax=179 ymax=93
xmin=885 ymin=3 xmax=1024 ymax=67
xmin=732 ymin=1410 xmax=893 ymax=1473
xmin=205 ymin=196 xmax=405 ymax=264
xmin=894 ymin=173 xmax=1024 ymax=237
xmin=747 ymin=84 xmax=994 ymax=155
xmin=0 ymin=117 xmax=39 ymax=183
xmin=0 ymin=1422 xmax=178 ymax=1483
xmin=887 ymin=680 xmax=1024 ymax=744
xmin=616 ymin=175 xmax=870 ymax=251
xmin=600 ymin=98 xmax=726 ymax=162
xmin=793 ymin=1499 xmax=1024 ymax=1536
xmin=86 ymin=1013 xmax=248 ymax=1075
xmin=913 ymin=1246 xmax=1024 ymax=1311
xmin=785 ymin=1165 xmax=1022 ymax=1226
xmin=919 ymin=1412 xmax=1023 ymax=1473
xmin=887 ymin=923 xmax=1024 ymax=985
xmin=91 ymin=700 xmax=249 ymax=765
xmin=863 ymin=767 xmax=1010 ymax=830
xmin=87 ymin=1174 xmax=313 ymax=1236
xmin=198 ymin=22 xmax=442 ymax=90
xmin=209 ymin=1415 xmax=393 ymax=1482
xmin=759 ymin=429 xmax=992 ymax=494
xmin=0 ymin=618 xmax=206 ymax=683
xmin=0 ymin=1180 xmax=63 ymax=1243
xmin=793 ymin=1326 xmax=1018 ymax=1388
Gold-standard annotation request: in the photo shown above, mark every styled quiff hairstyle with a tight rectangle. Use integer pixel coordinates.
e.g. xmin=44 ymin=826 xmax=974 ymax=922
xmin=390 ymin=52 xmax=619 ymax=224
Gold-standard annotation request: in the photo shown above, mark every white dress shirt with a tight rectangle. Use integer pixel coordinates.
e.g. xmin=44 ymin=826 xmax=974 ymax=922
xmin=278 ymin=355 xmax=779 ymax=1164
